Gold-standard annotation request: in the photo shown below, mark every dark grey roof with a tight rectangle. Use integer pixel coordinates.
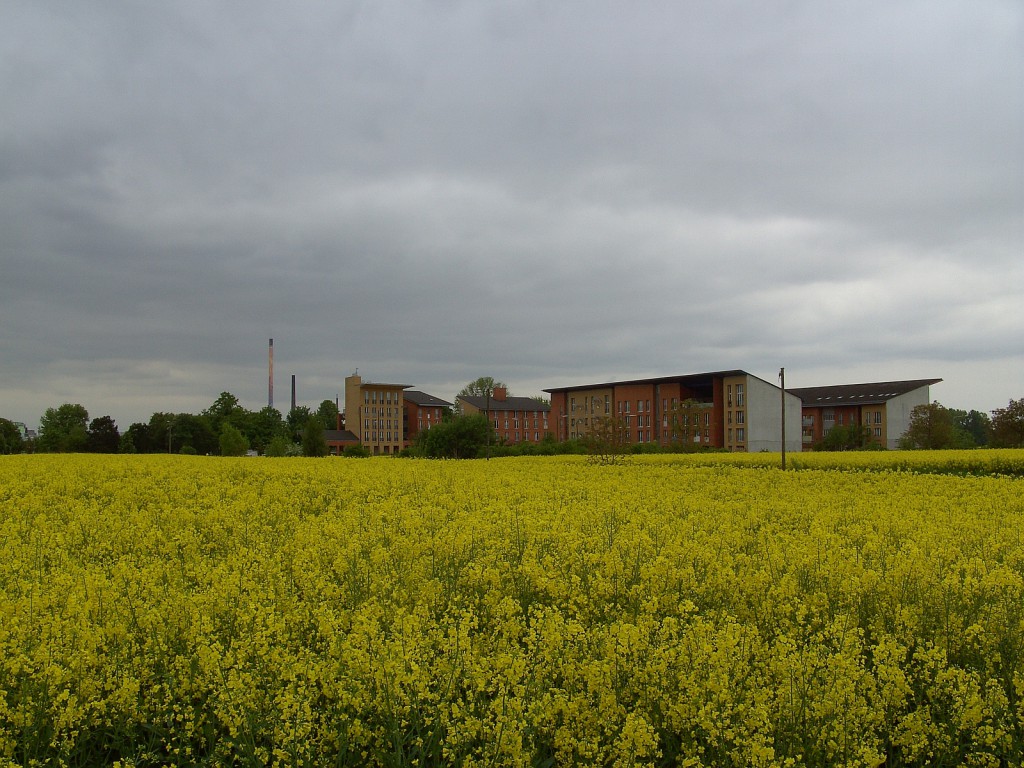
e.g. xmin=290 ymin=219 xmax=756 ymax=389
xmin=789 ymin=379 xmax=942 ymax=406
xmin=458 ymin=395 xmax=551 ymax=413
xmin=544 ymin=370 xmax=751 ymax=397
xmin=403 ymin=390 xmax=453 ymax=408
xmin=324 ymin=429 xmax=359 ymax=442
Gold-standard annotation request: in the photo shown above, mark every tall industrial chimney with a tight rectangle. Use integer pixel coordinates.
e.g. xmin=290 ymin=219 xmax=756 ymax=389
xmin=291 ymin=375 xmax=296 ymax=413
xmin=268 ymin=338 xmax=274 ymax=408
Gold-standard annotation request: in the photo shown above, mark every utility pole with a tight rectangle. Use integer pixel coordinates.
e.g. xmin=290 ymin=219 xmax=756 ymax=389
xmin=780 ymin=367 xmax=786 ymax=470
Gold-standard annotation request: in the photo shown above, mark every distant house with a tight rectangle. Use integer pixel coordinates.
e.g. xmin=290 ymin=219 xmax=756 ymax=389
xmin=403 ymin=390 xmax=453 ymax=444
xmin=789 ymin=379 xmax=942 ymax=449
xmin=458 ymin=387 xmax=553 ymax=446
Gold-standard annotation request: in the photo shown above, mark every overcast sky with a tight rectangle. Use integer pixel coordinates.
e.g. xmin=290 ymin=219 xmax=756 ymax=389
xmin=2 ymin=1 xmax=1022 ymax=429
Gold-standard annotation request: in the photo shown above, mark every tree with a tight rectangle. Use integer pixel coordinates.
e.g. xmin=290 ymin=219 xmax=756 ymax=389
xmin=172 ymin=413 xmax=217 ymax=455
xmin=219 ymin=423 xmax=249 ymax=457
xmin=954 ymin=409 xmax=991 ymax=447
xmin=898 ymin=401 xmax=965 ymax=450
xmin=302 ymin=416 xmax=329 ymax=457
xmin=316 ymin=400 xmax=340 ymax=431
xmin=990 ymin=398 xmax=1024 ymax=448
xmin=0 ymin=418 xmax=23 ymax=454
xmin=118 ymin=431 xmax=137 ymax=454
xmin=456 ymin=377 xmax=509 ymax=416
xmin=123 ymin=422 xmax=152 ymax=453
xmin=203 ymin=392 xmax=248 ymax=437
xmin=264 ymin=435 xmax=292 ymax=457
xmin=582 ymin=414 xmax=632 ymax=464
xmin=86 ymin=416 xmax=120 ymax=453
xmin=38 ymin=404 xmax=89 ymax=452
xmin=245 ymin=406 xmax=286 ymax=454
xmin=418 ymin=413 xmax=493 ymax=458
xmin=457 ymin=377 xmax=509 ymax=400
xmin=667 ymin=399 xmax=709 ymax=451
xmin=146 ymin=413 xmax=176 ymax=453
xmin=286 ymin=406 xmax=313 ymax=441
xmin=819 ymin=423 xmax=873 ymax=451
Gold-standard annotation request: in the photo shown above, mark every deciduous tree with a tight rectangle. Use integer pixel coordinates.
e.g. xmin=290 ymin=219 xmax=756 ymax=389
xmin=86 ymin=416 xmax=120 ymax=453
xmin=418 ymin=413 xmax=492 ymax=458
xmin=990 ymin=398 xmax=1024 ymax=448
xmin=302 ymin=416 xmax=328 ymax=457
xmin=0 ymin=418 xmax=22 ymax=454
xmin=218 ymin=423 xmax=249 ymax=457
xmin=898 ymin=402 xmax=966 ymax=449
xmin=582 ymin=415 xmax=632 ymax=465
xmin=38 ymin=404 xmax=89 ymax=452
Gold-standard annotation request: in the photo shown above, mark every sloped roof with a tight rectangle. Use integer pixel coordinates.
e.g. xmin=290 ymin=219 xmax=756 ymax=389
xmin=403 ymin=390 xmax=453 ymax=408
xmin=789 ymin=379 xmax=942 ymax=406
xmin=458 ymin=395 xmax=551 ymax=413
xmin=324 ymin=429 xmax=359 ymax=443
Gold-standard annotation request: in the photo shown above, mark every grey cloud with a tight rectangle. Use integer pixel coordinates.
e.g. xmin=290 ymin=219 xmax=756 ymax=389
xmin=2 ymin=0 xmax=1021 ymax=426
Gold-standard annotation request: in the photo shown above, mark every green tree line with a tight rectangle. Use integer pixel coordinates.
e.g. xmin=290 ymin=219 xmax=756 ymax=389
xmin=2 ymin=394 xmax=345 ymax=457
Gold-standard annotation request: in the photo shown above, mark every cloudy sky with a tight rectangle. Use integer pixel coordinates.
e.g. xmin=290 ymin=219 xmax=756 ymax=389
xmin=2 ymin=1 xmax=1021 ymax=429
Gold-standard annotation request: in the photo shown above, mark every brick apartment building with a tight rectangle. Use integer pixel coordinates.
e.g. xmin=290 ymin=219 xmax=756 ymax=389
xmin=403 ymin=390 xmax=454 ymax=444
xmin=336 ymin=370 xmax=940 ymax=455
xmin=457 ymin=387 xmax=553 ymax=445
xmin=790 ymin=379 xmax=941 ymax=449
xmin=546 ymin=371 xmax=804 ymax=453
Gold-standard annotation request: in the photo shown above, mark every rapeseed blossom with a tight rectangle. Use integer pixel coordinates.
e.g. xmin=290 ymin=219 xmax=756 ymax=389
xmin=0 ymin=452 xmax=1022 ymax=766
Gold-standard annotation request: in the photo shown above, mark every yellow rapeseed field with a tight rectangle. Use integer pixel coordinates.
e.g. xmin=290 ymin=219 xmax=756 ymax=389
xmin=2 ymin=452 xmax=1023 ymax=767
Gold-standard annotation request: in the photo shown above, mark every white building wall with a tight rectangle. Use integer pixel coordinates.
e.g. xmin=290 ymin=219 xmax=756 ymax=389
xmin=746 ymin=375 xmax=804 ymax=453
xmin=886 ymin=386 xmax=933 ymax=449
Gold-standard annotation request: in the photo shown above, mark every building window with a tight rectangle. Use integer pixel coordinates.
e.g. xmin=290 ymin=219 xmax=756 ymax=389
xmin=736 ymin=411 xmax=744 ymax=424
xmin=736 ymin=428 xmax=745 ymax=442
xmin=736 ymin=384 xmax=745 ymax=407
xmin=875 ymin=411 xmax=882 ymax=424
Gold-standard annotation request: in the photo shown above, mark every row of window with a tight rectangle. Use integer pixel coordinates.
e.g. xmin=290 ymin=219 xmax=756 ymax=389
xmin=569 ymin=395 xmax=714 ymax=418
xmin=502 ymin=432 xmax=544 ymax=443
xmin=569 ymin=395 xmax=611 ymax=414
xmin=364 ymin=406 xmax=398 ymax=417
xmin=819 ymin=410 xmax=884 ymax=426
xmin=364 ymin=419 xmax=398 ymax=430
xmin=363 ymin=389 xmax=401 ymax=405
xmin=494 ymin=418 xmax=548 ymax=429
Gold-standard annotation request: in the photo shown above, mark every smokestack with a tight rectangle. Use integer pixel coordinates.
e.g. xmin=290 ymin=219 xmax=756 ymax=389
xmin=291 ymin=375 xmax=296 ymax=412
xmin=268 ymin=338 xmax=274 ymax=408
